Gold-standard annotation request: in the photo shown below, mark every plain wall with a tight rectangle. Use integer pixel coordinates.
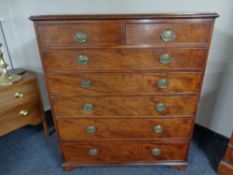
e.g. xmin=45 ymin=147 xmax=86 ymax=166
xmin=0 ymin=0 xmax=232 ymax=137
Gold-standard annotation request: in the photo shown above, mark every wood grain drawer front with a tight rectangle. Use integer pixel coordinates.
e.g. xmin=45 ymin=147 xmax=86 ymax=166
xmin=52 ymin=95 xmax=197 ymax=118
xmin=57 ymin=118 xmax=193 ymax=140
xmin=0 ymin=100 xmax=42 ymax=135
xmin=37 ymin=23 xmax=121 ymax=47
xmin=61 ymin=141 xmax=189 ymax=163
xmin=126 ymin=19 xmax=212 ymax=45
xmin=43 ymin=48 xmax=207 ymax=72
xmin=0 ymin=100 xmax=42 ymax=122
xmin=0 ymin=82 xmax=37 ymax=105
xmin=47 ymin=72 xmax=202 ymax=96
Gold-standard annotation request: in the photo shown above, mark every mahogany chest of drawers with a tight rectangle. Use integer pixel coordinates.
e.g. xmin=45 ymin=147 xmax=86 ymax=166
xmin=30 ymin=13 xmax=218 ymax=171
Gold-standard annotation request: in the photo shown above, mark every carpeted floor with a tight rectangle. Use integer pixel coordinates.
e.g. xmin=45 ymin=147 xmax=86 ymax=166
xmin=0 ymin=125 xmax=220 ymax=175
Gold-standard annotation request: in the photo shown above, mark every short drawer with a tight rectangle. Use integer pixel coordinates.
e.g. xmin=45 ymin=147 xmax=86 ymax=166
xmin=0 ymin=100 xmax=42 ymax=136
xmin=47 ymin=72 xmax=202 ymax=96
xmin=42 ymin=48 xmax=207 ymax=71
xmin=0 ymin=100 xmax=42 ymax=123
xmin=57 ymin=118 xmax=193 ymax=140
xmin=52 ymin=95 xmax=197 ymax=117
xmin=61 ymin=140 xmax=190 ymax=163
xmin=37 ymin=23 xmax=121 ymax=47
xmin=126 ymin=19 xmax=212 ymax=45
xmin=0 ymin=82 xmax=37 ymax=106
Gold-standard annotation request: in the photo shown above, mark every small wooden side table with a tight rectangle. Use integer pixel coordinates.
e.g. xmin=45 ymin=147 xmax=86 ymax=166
xmin=0 ymin=72 xmax=49 ymax=137
xmin=218 ymin=132 xmax=233 ymax=175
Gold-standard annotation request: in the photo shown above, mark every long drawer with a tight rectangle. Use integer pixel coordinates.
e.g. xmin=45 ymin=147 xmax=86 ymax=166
xmin=61 ymin=140 xmax=190 ymax=163
xmin=47 ymin=72 xmax=202 ymax=96
xmin=42 ymin=48 xmax=207 ymax=71
xmin=52 ymin=95 xmax=197 ymax=117
xmin=57 ymin=118 xmax=193 ymax=140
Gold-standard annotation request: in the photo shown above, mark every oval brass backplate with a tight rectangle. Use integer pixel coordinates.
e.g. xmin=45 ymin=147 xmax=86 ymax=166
xmin=82 ymin=103 xmax=95 ymax=112
xmin=89 ymin=148 xmax=98 ymax=156
xmin=153 ymin=125 xmax=164 ymax=134
xmin=74 ymin=32 xmax=88 ymax=43
xmin=157 ymin=79 xmax=169 ymax=89
xmin=155 ymin=103 xmax=166 ymax=112
xmin=151 ymin=148 xmax=161 ymax=156
xmin=160 ymin=29 xmax=176 ymax=42
xmin=86 ymin=126 xmax=97 ymax=134
xmin=80 ymin=80 xmax=91 ymax=89
xmin=77 ymin=54 xmax=89 ymax=64
xmin=159 ymin=54 xmax=172 ymax=64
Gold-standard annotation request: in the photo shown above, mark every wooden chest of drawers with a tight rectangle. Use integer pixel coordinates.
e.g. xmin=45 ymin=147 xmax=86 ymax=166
xmin=0 ymin=72 xmax=48 ymax=137
xmin=30 ymin=13 xmax=218 ymax=171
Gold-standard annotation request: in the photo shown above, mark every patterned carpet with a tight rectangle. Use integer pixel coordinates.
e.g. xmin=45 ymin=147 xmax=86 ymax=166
xmin=0 ymin=125 xmax=221 ymax=175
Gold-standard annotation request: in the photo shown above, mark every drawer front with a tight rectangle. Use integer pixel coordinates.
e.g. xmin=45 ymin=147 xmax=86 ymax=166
xmin=52 ymin=95 xmax=197 ymax=117
xmin=0 ymin=100 xmax=42 ymax=136
xmin=61 ymin=141 xmax=190 ymax=163
xmin=126 ymin=19 xmax=212 ymax=45
xmin=43 ymin=48 xmax=207 ymax=71
xmin=37 ymin=23 xmax=121 ymax=47
xmin=57 ymin=118 xmax=193 ymax=140
xmin=47 ymin=72 xmax=202 ymax=96
xmin=0 ymin=82 xmax=37 ymax=106
xmin=0 ymin=100 xmax=42 ymax=123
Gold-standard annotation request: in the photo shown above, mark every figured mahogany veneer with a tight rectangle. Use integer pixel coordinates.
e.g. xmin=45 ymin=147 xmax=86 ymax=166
xmin=30 ymin=13 xmax=218 ymax=171
xmin=125 ymin=20 xmax=212 ymax=45
xmin=52 ymin=95 xmax=198 ymax=117
xmin=57 ymin=118 xmax=194 ymax=140
xmin=37 ymin=23 xmax=122 ymax=47
xmin=61 ymin=140 xmax=190 ymax=163
xmin=42 ymin=48 xmax=207 ymax=72
xmin=47 ymin=72 xmax=202 ymax=96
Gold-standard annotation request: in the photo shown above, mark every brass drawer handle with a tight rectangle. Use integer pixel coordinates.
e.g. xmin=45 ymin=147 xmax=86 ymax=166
xmin=77 ymin=54 xmax=89 ymax=64
xmin=153 ymin=125 xmax=164 ymax=134
xmin=86 ymin=126 xmax=96 ymax=134
xmin=160 ymin=54 xmax=172 ymax=64
xmin=89 ymin=148 xmax=98 ymax=156
xmin=155 ymin=103 xmax=166 ymax=112
xmin=15 ymin=92 xmax=24 ymax=98
xmin=19 ymin=110 xmax=29 ymax=116
xmin=80 ymin=80 xmax=91 ymax=89
xmin=157 ymin=79 xmax=169 ymax=89
xmin=82 ymin=103 xmax=95 ymax=112
xmin=160 ymin=29 xmax=176 ymax=42
xmin=74 ymin=32 xmax=88 ymax=43
xmin=151 ymin=148 xmax=161 ymax=156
